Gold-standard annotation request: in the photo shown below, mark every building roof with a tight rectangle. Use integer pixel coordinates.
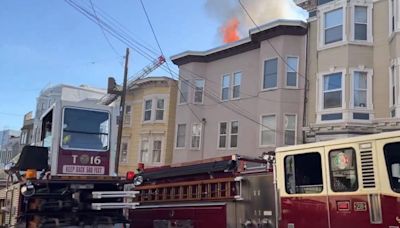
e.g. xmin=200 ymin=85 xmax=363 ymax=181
xmin=171 ymin=19 xmax=307 ymax=66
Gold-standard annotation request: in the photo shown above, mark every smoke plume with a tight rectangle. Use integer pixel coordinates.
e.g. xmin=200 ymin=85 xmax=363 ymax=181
xmin=205 ymin=0 xmax=308 ymax=43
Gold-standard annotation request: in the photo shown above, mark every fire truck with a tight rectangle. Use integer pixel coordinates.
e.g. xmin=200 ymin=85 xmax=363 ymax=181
xmin=128 ymin=131 xmax=400 ymax=228
xmin=0 ymin=100 xmax=138 ymax=227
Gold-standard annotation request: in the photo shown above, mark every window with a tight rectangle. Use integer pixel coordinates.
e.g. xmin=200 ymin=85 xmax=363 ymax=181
xmin=140 ymin=136 xmax=163 ymax=164
xmin=230 ymin=121 xmax=238 ymax=148
xmin=176 ymin=124 xmax=186 ymax=148
xmin=120 ymin=142 xmax=128 ymax=163
xmin=323 ymin=72 xmax=342 ymax=109
xmin=390 ymin=0 xmax=398 ymax=33
xmin=353 ymin=72 xmax=367 ymax=108
xmin=391 ymin=65 xmax=396 ymax=107
xmin=191 ymin=123 xmax=202 ymax=149
xmin=194 ymin=80 xmax=205 ymax=103
xmin=62 ymin=108 xmax=109 ymax=150
xmin=263 ymin=58 xmax=278 ymax=89
xmin=324 ymin=8 xmax=343 ymax=44
xmin=383 ymin=142 xmax=400 ymax=193
xmin=152 ymin=140 xmax=161 ymax=163
xmin=329 ymin=148 xmax=358 ymax=192
xmin=286 ymin=57 xmax=298 ymax=87
xmin=222 ymin=75 xmax=230 ymax=100
xmin=140 ymin=138 xmax=150 ymax=163
xmin=354 ymin=6 xmax=368 ymax=40
xmin=261 ymin=115 xmax=276 ymax=146
xmin=155 ymin=99 xmax=164 ymax=121
xmin=285 ymin=153 xmax=323 ymax=194
xmin=233 ymin=73 xmax=241 ymax=98
xmin=144 ymin=100 xmax=152 ymax=121
xmin=218 ymin=122 xmax=227 ymax=148
xmin=179 ymin=80 xmax=189 ymax=104
xmin=124 ymin=105 xmax=132 ymax=125
xmin=284 ymin=115 xmax=296 ymax=145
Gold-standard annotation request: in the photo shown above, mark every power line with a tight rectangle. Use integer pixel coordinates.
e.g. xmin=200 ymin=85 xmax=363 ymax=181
xmin=88 ymin=0 xmax=121 ymax=58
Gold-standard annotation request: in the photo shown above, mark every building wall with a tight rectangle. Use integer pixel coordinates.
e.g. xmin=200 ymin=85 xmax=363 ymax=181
xmin=172 ymin=22 xmax=307 ymax=163
xmin=118 ymin=78 xmax=177 ymax=175
xmin=301 ymin=0 xmax=400 ymax=141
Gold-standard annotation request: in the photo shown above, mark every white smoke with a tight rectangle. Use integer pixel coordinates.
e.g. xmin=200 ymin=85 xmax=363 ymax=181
xmin=205 ymin=0 xmax=308 ymax=40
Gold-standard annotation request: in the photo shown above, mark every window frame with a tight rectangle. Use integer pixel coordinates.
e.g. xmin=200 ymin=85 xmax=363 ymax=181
xmin=232 ymin=72 xmax=242 ymax=99
xmin=221 ymin=74 xmax=231 ymax=101
xmin=285 ymin=56 xmax=299 ymax=88
xmin=143 ymin=99 xmax=152 ymax=122
xmin=175 ymin=123 xmax=187 ymax=149
xmin=124 ymin=104 xmax=132 ymax=126
xmin=318 ymin=2 xmax=347 ymax=50
xmin=218 ymin=122 xmax=228 ymax=149
xmin=194 ymin=79 xmax=205 ymax=104
xmin=350 ymin=3 xmax=373 ymax=44
xmin=190 ymin=123 xmax=202 ymax=150
xmin=155 ymin=98 xmax=165 ymax=121
xmin=389 ymin=0 xmax=400 ymax=36
xmin=350 ymin=68 xmax=373 ymax=113
xmin=139 ymin=134 xmax=164 ymax=165
xmin=284 ymin=114 xmax=297 ymax=146
xmin=179 ymin=79 xmax=189 ymax=104
xmin=317 ymin=69 xmax=346 ymax=123
xmin=260 ymin=114 xmax=277 ymax=147
xmin=328 ymin=148 xmax=359 ymax=193
xmin=229 ymin=120 xmax=239 ymax=149
xmin=390 ymin=63 xmax=398 ymax=117
xmin=120 ymin=140 xmax=129 ymax=164
xmin=262 ymin=57 xmax=279 ymax=90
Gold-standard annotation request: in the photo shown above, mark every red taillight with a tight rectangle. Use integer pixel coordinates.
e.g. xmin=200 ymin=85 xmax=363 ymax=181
xmin=126 ymin=171 xmax=135 ymax=180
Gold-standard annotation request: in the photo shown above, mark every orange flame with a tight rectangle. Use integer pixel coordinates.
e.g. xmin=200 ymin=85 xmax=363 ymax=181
xmin=222 ymin=18 xmax=240 ymax=43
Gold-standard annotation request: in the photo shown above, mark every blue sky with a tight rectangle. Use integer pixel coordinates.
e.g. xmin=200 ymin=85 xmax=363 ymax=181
xmin=0 ymin=0 xmax=306 ymax=130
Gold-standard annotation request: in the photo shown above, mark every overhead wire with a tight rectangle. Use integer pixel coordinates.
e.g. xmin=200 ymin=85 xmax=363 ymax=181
xmin=65 ymin=0 xmax=305 ymax=143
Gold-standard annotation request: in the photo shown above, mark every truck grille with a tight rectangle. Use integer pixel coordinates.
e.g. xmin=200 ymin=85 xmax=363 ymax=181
xmin=360 ymin=150 xmax=376 ymax=188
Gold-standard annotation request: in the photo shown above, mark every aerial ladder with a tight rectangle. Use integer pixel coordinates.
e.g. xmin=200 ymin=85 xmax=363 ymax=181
xmin=100 ymin=55 xmax=166 ymax=105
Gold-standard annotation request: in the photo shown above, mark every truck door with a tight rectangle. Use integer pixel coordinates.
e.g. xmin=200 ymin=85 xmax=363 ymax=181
xmin=325 ymin=144 xmax=377 ymax=228
xmin=277 ymin=148 xmax=329 ymax=228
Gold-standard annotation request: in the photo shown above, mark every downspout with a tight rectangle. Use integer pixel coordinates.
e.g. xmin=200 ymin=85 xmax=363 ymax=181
xmin=302 ymin=23 xmax=310 ymax=144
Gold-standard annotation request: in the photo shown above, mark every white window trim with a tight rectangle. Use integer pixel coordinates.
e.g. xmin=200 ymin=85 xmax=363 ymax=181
xmin=175 ymin=123 xmax=187 ymax=149
xmin=178 ymin=79 xmax=189 ymax=105
xmin=120 ymin=139 xmax=129 ymax=164
xmin=217 ymin=121 xmax=228 ymax=149
xmin=142 ymin=94 xmax=168 ymax=123
xmin=190 ymin=123 xmax=202 ymax=150
xmin=229 ymin=120 xmax=239 ymax=149
xmin=138 ymin=134 xmax=165 ymax=165
xmin=285 ymin=55 xmax=299 ymax=89
xmin=193 ymin=79 xmax=205 ymax=104
xmin=123 ymin=104 xmax=132 ymax=126
xmin=390 ymin=58 xmax=400 ymax=117
xmin=318 ymin=0 xmax=347 ymax=50
xmin=261 ymin=57 xmax=279 ymax=91
xmin=317 ymin=68 xmax=347 ymax=123
xmin=350 ymin=67 xmax=373 ymax=110
xmin=283 ymin=113 xmax=298 ymax=146
xmin=389 ymin=0 xmax=400 ymax=38
xmin=232 ymin=72 xmax=242 ymax=100
xmin=221 ymin=74 xmax=231 ymax=101
xmin=259 ymin=114 xmax=277 ymax=147
xmin=350 ymin=1 xmax=373 ymax=44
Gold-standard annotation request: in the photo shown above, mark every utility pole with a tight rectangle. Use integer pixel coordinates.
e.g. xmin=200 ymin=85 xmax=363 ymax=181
xmin=115 ymin=48 xmax=129 ymax=175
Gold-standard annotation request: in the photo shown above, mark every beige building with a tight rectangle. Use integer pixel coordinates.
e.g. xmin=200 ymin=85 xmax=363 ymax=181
xmin=171 ymin=20 xmax=307 ymax=163
xmin=118 ymin=77 xmax=177 ymax=175
xmin=296 ymin=0 xmax=400 ymax=142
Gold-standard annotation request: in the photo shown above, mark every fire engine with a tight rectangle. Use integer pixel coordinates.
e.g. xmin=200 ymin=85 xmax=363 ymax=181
xmin=128 ymin=131 xmax=400 ymax=228
xmin=0 ymin=100 xmax=139 ymax=227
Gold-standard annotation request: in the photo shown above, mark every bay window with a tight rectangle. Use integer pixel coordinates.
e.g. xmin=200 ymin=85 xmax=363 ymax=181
xmin=140 ymin=135 xmax=164 ymax=164
xmin=176 ymin=124 xmax=186 ymax=148
xmin=191 ymin=123 xmax=202 ymax=149
xmin=284 ymin=115 xmax=296 ymax=145
xmin=218 ymin=122 xmax=228 ymax=148
xmin=179 ymin=80 xmax=189 ymax=104
xmin=263 ymin=58 xmax=278 ymax=89
xmin=354 ymin=6 xmax=368 ymax=41
xmin=353 ymin=71 xmax=368 ymax=108
xmin=221 ymin=75 xmax=230 ymax=100
xmin=286 ymin=57 xmax=298 ymax=87
xmin=194 ymin=79 xmax=205 ymax=103
xmin=144 ymin=100 xmax=152 ymax=121
xmin=155 ymin=99 xmax=164 ymax=120
xmin=233 ymin=73 xmax=241 ymax=99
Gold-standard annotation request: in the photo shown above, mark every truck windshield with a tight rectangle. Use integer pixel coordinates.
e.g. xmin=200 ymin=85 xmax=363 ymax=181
xmin=383 ymin=142 xmax=400 ymax=193
xmin=62 ymin=108 xmax=110 ymax=151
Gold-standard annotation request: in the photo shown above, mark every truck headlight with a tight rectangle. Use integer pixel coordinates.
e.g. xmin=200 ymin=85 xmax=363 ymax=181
xmin=21 ymin=182 xmax=35 ymax=197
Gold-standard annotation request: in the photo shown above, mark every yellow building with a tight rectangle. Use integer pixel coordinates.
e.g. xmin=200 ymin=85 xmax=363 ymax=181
xmin=118 ymin=77 xmax=177 ymax=175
